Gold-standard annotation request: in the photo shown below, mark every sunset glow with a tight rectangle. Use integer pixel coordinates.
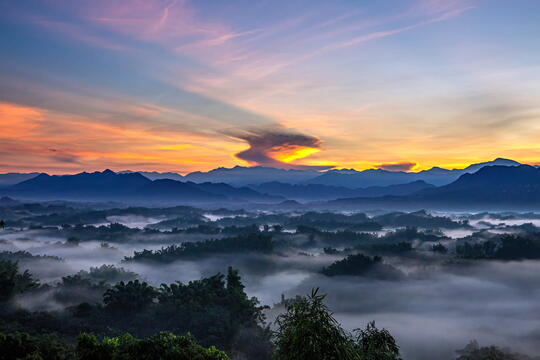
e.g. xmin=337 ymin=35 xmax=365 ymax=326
xmin=1 ymin=0 xmax=539 ymax=173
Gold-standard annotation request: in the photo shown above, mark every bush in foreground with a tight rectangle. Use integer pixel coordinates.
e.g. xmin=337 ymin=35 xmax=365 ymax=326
xmin=0 ymin=331 xmax=229 ymax=360
xmin=273 ymin=288 xmax=401 ymax=360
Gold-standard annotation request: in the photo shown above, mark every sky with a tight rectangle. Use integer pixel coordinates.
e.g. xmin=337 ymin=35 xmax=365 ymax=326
xmin=1 ymin=0 xmax=539 ymax=174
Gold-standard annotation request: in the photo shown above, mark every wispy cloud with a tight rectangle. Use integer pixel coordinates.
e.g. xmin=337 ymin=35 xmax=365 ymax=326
xmin=33 ymin=19 xmax=129 ymax=51
xmin=377 ymin=162 xmax=418 ymax=172
xmin=0 ymin=102 xmax=245 ymax=173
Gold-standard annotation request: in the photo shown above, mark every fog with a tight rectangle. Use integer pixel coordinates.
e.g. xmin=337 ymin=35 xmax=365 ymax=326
xmin=2 ymin=208 xmax=540 ymax=359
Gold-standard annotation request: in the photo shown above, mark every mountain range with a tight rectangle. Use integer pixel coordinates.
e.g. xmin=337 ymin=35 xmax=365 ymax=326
xmin=2 ymin=170 xmax=283 ymax=204
xmin=325 ymin=165 xmax=540 ymax=211
xmin=304 ymin=158 xmax=521 ymax=187
xmin=0 ymin=158 xmax=538 ymax=209
xmin=166 ymin=158 xmax=521 ymax=187
xmin=0 ymin=172 xmax=41 ymax=187
xmin=249 ymin=180 xmax=434 ymax=201
xmin=0 ymin=158 xmax=522 ymax=189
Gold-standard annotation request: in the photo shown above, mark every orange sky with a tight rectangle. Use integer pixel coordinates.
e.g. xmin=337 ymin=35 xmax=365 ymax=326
xmin=1 ymin=0 xmax=539 ymax=174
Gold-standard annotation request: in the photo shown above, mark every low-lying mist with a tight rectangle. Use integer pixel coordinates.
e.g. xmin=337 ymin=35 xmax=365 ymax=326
xmin=2 ymin=206 xmax=540 ymax=359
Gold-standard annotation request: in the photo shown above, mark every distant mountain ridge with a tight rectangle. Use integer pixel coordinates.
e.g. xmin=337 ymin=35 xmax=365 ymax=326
xmin=325 ymin=165 xmax=540 ymax=210
xmin=118 ymin=170 xmax=184 ymax=181
xmin=1 ymin=162 xmax=539 ymax=210
xmin=175 ymin=158 xmax=521 ymax=187
xmin=249 ymin=180 xmax=434 ymax=201
xmin=184 ymin=166 xmax=319 ymax=186
xmin=0 ymin=172 xmax=40 ymax=187
xmin=2 ymin=170 xmax=283 ymax=204
xmin=305 ymin=158 xmax=521 ymax=188
xmin=0 ymin=158 xmax=523 ymax=189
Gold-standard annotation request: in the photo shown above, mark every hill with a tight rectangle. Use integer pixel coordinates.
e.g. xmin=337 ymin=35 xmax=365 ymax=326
xmin=183 ymin=166 xmax=320 ymax=186
xmin=324 ymin=165 xmax=540 ymax=210
xmin=2 ymin=170 xmax=283 ymax=204
xmin=0 ymin=172 xmax=40 ymax=187
xmin=250 ymin=180 xmax=434 ymax=201
xmin=305 ymin=158 xmax=521 ymax=188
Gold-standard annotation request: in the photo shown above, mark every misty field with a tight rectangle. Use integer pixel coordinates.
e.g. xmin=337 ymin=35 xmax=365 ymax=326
xmin=2 ymin=203 xmax=540 ymax=359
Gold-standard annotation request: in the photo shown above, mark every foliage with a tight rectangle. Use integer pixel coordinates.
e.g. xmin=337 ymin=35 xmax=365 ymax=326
xmin=0 ymin=332 xmax=74 ymax=360
xmin=296 ymin=227 xmax=377 ymax=247
xmin=0 ymin=331 xmax=229 ymax=360
xmin=0 ymin=265 xmax=271 ymax=358
xmin=368 ymin=242 xmax=413 ymax=254
xmin=373 ymin=210 xmax=467 ymax=229
xmin=431 ymin=243 xmax=448 ymax=254
xmin=53 ymin=274 xmax=109 ymax=306
xmin=0 ymin=251 xmax=63 ymax=262
xmin=103 ymin=280 xmax=158 ymax=314
xmin=321 ymin=254 xmax=403 ymax=279
xmin=455 ymin=340 xmax=522 ymax=360
xmin=76 ymin=265 xmax=138 ymax=284
xmin=273 ymin=288 xmax=360 ymax=360
xmin=125 ymin=234 xmax=274 ymax=262
xmin=0 ymin=260 xmax=39 ymax=302
xmin=77 ymin=332 xmax=229 ymax=360
xmin=323 ymin=247 xmax=341 ymax=255
xmin=273 ymin=289 xmax=403 ymax=360
xmin=456 ymin=234 xmax=540 ymax=260
xmin=380 ymin=227 xmax=445 ymax=243
xmin=156 ymin=267 xmax=271 ymax=357
xmin=354 ymin=321 xmax=401 ymax=360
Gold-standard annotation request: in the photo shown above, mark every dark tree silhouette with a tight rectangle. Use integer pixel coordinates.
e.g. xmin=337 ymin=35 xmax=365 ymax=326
xmin=77 ymin=332 xmax=229 ymax=360
xmin=103 ymin=280 xmax=158 ymax=314
xmin=0 ymin=260 xmax=39 ymax=302
xmin=354 ymin=321 xmax=401 ymax=360
xmin=273 ymin=288 xmax=360 ymax=360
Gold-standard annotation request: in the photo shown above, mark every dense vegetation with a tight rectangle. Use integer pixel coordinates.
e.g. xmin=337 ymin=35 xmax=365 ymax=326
xmin=0 ymin=260 xmax=39 ymax=302
xmin=124 ymin=233 xmax=274 ymax=262
xmin=3 ymin=203 xmax=540 ymax=359
xmin=0 ymin=331 xmax=229 ymax=360
xmin=321 ymin=254 xmax=403 ymax=279
xmin=274 ymin=288 xmax=401 ymax=360
xmin=457 ymin=234 xmax=540 ymax=260
xmin=373 ymin=210 xmax=468 ymax=229
xmin=0 ymin=263 xmax=271 ymax=359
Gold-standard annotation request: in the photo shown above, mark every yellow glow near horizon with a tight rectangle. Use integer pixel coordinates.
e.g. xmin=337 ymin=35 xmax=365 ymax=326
xmin=270 ymin=146 xmax=321 ymax=163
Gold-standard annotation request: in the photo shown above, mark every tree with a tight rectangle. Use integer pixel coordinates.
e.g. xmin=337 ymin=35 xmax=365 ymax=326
xmin=321 ymin=254 xmax=403 ymax=280
xmin=431 ymin=243 xmax=448 ymax=254
xmin=354 ymin=321 xmax=401 ymax=360
xmin=0 ymin=331 xmax=229 ymax=360
xmin=103 ymin=280 xmax=157 ymax=314
xmin=273 ymin=288 xmax=360 ymax=360
xmin=455 ymin=341 xmax=520 ymax=360
xmin=0 ymin=332 xmax=73 ymax=360
xmin=0 ymin=220 xmax=5 ymax=229
xmin=77 ymin=332 xmax=229 ymax=360
xmin=157 ymin=269 xmax=271 ymax=358
xmin=0 ymin=260 xmax=38 ymax=302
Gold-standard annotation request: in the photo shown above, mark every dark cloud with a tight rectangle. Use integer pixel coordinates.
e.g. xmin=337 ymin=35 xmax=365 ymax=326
xmin=49 ymin=149 xmax=80 ymax=164
xmin=377 ymin=162 xmax=416 ymax=172
xmin=226 ymin=127 xmax=331 ymax=170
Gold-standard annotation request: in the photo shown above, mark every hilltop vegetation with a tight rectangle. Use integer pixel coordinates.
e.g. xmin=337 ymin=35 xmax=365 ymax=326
xmin=2 ymin=203 xmax=540 ymax=359
xmin=124 ymin=233 xmax=275 ymax=262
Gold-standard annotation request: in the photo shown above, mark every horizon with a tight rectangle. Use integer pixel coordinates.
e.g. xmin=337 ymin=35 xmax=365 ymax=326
xmin=0 ymin=156 xmax=529 ymax=176
xmin=2 ymin=1 xmax=540 ymax=173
